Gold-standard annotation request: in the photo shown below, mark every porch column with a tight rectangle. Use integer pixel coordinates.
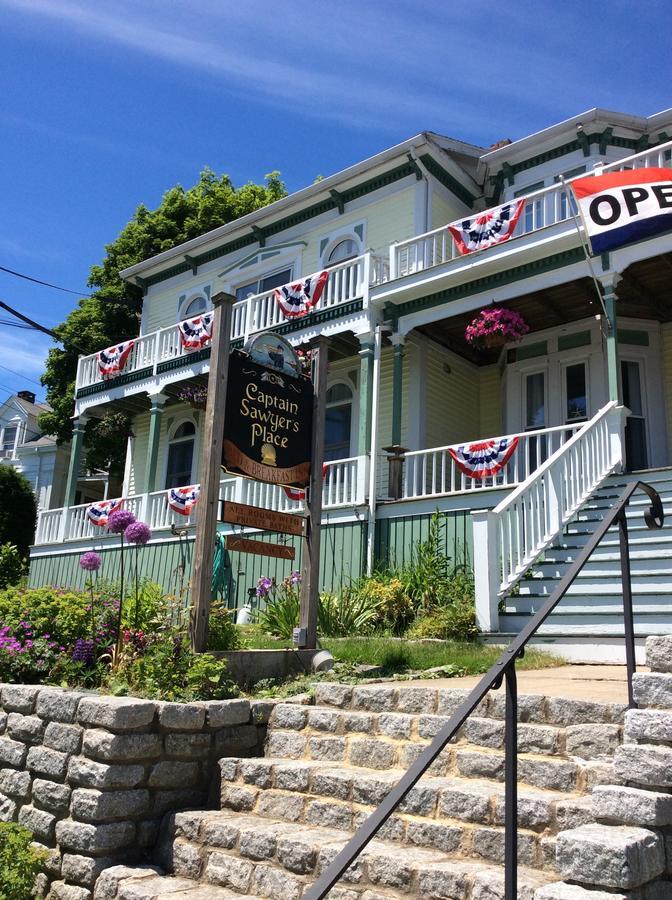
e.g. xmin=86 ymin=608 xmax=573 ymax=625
xmin=144 ymin=393 xmax=168 ymax=493
xmin=391 ymin=331 xmax=405 ymax=446
xmin=64 ymin=414 xmax=88 ymax=507
xmin=357 ymin=332 xmax=375 ymax=455
xmin=601 ymin=274 xmax=621 ymax=403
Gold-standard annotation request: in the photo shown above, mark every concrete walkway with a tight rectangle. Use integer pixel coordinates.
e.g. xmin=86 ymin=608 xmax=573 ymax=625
xmin=395 ymin=664 xmax=643 ymax=703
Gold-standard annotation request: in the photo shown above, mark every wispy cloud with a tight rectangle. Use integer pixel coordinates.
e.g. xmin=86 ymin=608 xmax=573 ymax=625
xmin=0 ymin=331 xmax=52 ymax=378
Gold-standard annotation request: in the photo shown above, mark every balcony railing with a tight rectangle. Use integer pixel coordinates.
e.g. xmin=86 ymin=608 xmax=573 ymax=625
xmin=75 ymin=254 xmax=374 ymax=394
xmin=390 ymin=138 xmax=672 ymax=280
xmin=34 ymin=456 xmax=368 ymax=546
xmin=399 ymin=422 xmax=582 ymax=501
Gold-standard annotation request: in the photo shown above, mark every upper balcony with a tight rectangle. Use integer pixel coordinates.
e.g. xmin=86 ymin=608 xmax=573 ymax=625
xmin=74 ymin=139 xmax=672 ymax=412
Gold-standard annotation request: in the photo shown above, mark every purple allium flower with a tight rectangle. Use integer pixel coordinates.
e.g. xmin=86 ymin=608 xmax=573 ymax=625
xmin=108 ymin=509 xmax=136 ymax=533
xmin=124 ymin=521 xmax=152 ymax=545
xmin=72 ymin=638 xmax=94 ymax=666
xmin=79 ymin=551 xmax=102 ymax=572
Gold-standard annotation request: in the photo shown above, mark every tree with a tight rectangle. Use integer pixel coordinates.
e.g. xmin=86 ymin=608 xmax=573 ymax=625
xmin=0 ymin=467 xmax=37 ymax=557
xmin=39 ymin=169 xmax=287 ymax=477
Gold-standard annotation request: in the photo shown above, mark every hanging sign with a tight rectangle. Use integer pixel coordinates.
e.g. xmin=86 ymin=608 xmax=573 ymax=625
xmin=221 ymin=501 xmax=306 ymax=536
xmin=222 ymin=344 xmax=313 ymax=488
xmin=225 ymin=535 xmax=296 ymax=560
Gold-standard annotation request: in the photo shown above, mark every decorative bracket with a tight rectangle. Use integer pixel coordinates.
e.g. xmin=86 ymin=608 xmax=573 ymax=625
xmin=251 ymin=225 xmax=266 ymax=248
xmin=329 ymin=189 xmax=345 ymax=214
xmin=184 ymin=255 xmax=198 ymax=275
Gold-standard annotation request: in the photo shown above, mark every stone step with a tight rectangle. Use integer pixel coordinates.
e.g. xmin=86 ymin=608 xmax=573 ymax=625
xmin=159 ymin=808 xmax=555 ymax=898
xmin=91 ymin=864 xmax=266 ymax=899
xmin=305 ymin=684 xmax=626 ymax=726
xmin=218 ymin=756 xmax=595 ymax=843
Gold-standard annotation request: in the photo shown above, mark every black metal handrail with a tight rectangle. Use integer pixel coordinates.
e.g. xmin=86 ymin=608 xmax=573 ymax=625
xmin=305 ymin=480 xmax=664 ymax=900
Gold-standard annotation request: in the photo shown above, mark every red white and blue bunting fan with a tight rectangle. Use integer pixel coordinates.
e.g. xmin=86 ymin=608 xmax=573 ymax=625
xmin=98 ymin=341 xmax=135 ymax=377
xmin=167 ymin=484 xmax=201 ymax=516
xmin=448 ymin=199 xmax=525 ymax=255
xmin=448 ymin=437 xmax=519 ymax=479
xmin=178 ymin=313 xmax=214 ymax=350
xmin=274 ymin=270 xmax=329 ymax=319
xmin=87 ymin=498 xmax=123 ymax=526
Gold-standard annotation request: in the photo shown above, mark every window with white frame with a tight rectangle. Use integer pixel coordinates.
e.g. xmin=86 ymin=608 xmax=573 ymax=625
xmin=177 ymin=286 xmax=211 ymax=322
xmin=326 ymin=238 xmax=359 ymax=266
xmin=320 ymin=223 xmax=364 ymax=269
xmin=1 ymin=424 xmax=18 ymax=458
xmin=165 ymin=420 xmax=196 ymax=488
xmin=325 ymin=382 xmax=354 ymax=461
xmin=235 ymin=267 xmax=293 ymax=303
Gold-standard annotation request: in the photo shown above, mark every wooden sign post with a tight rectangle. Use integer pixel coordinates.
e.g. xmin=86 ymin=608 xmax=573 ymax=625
xmin=190 ymin=292 xmax=235 ymax=653
xmin=298 ymin=335 xmax=329 ymax=649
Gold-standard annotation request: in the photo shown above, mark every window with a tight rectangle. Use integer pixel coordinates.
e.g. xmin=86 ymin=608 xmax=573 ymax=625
xmin=1 ymin=425 xmax=17 ymax=457
xmin=165 ymin=421 xmax=196 ymax=488
xmin=555 ymin=166 xmax=586 ymax=220
xmin=325 ymin=383 xmax=353 ymax=461
xmin=515 ymin=181 xmax=544 ymax=233
xmin=565 ymin=363 xmax=587 ymax=422
xmin=235 ymin=268 xmax=293 ymax=303
xmin=327 ymin=239 xmax=358 ymax=266
xmin=183 ymin=295 xmax=208 ymax=319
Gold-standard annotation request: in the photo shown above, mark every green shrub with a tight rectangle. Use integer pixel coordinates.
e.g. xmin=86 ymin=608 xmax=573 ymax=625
xmin=0 ymin=468 xmax=36 ymax=558
xmin=0 ymin=822 xmax=47 ymax=900
xmin=346 ymin=574 xmax=413 ymax=635
xmin=407 ymin=592 xmax=479 ymax=641
xmin=398 ymin=510 xmax=453 ymax=610
xmin=0 ymin=585 xmax=91 ymax=648
xmin=255 ymin=578 xmax=300 ymax=639
xmin=207 ymin=600 xmax=240 ymax=651
xmin=0 ymin=544 xmax=25 ymax=590
xmin=317 ymin=590 xmax=383 ymax=638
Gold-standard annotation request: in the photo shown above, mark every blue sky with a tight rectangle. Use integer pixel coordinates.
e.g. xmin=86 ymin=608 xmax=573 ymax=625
xmin=0 ymin=0 xmax=670 ymax=404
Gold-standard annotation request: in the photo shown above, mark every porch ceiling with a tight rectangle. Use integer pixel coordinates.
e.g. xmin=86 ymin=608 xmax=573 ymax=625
xmin=416 ymin=255 xmax=672 ymax=365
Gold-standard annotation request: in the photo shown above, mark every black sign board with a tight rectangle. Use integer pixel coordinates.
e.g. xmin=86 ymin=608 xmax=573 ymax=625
xmin=222 ymin=349 xmax=313 ymax=488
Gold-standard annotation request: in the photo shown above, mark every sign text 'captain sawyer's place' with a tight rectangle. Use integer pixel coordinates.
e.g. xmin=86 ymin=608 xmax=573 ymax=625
xmin=222 ymin=349 xmax=313 ymax=488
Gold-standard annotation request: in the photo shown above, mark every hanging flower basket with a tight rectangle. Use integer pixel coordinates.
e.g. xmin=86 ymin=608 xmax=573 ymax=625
xmin=465 ymin=306 xmax=529 ymax=351
xmin=177 ymin=385 xmax=208 ymax=410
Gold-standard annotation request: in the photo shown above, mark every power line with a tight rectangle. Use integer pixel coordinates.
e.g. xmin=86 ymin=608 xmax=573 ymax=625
xmin=0 ymin=264 xmax=94 ymax=298
xmin=0 ymin=364 xmax=43 ymax=387
xmin=0 ymin=299 xmax=86 ymax=353
xmin=0 ymin=319 xmax=34 ymax=329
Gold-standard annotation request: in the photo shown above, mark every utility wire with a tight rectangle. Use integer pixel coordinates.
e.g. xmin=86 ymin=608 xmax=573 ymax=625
xmin=0 ymin=264 xmax=94 ymax=298
xmin=0 ymin=299 xmax=86 ymax=353
xmin=0 ymin=364 xmax=43 ymax=387
xmin=0 ymin=319 xmax=34 ymax=329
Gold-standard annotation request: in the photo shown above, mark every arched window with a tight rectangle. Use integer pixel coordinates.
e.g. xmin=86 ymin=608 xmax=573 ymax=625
xmin=327 ymin=238 xmax=359 ymax=266
xmin=165 ymin=421 xmax=196 ymax=488
xmin=181 ymin=295 xmax=208 ymax=319
xmin=325 ymin=383 xmax=353 ymax=461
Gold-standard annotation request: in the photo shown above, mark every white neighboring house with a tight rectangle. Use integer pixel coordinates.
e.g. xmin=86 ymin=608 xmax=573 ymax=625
xmin=0 ymin=391 xmax=107 ymax=511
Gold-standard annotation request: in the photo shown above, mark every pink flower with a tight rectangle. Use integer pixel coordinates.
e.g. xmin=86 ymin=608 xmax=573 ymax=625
xmin=124 ymin=521 xmax=152 ymax=545
xmin=108 ymin=509 xmax=136 ymax=533
xmin=79 ymin=551 xmax=102 ymax=572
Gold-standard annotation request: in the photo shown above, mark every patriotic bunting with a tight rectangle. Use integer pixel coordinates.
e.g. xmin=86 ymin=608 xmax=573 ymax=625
xmin=167 ymin=484 xmax=201 ymax=516
xmin=98 ymin=341 xmax=135 ymax=377
xmin=177 ymin=313 xmax=214 ymax=350
xmin=449 ymin=199 xmax=525 ymax=255
xmin=449 ymin=437 xmax=519 ymax=479
xmin=274 ymin=270 xmax=329 ymax=319
xmin=87 ymin=498 xmax=123 ymax=527
xmin=570 ymin=168 xmax=672 ymax=254
xmin=282 ymin=464 xmax=328 ymax=501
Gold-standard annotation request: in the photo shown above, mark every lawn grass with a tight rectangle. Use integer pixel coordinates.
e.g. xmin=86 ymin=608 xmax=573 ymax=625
xmin=321 ymin=637 xmax=564 ymax=676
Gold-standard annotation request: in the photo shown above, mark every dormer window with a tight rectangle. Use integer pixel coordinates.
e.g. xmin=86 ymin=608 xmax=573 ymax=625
xmin=177 ymin=285 xmax=211 ymax=322
xmin=183 ymin=295 xmax=208 ymax=319
xmin=327 ymin=239 xmax=359 ymax=266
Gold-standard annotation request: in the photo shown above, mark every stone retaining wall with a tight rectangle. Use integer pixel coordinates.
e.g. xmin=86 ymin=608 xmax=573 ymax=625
xmin=0 ymin=684 xmax=272 ymax=897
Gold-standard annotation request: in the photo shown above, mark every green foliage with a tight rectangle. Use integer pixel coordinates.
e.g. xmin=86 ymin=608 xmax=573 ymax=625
xmin=317 ymin=590 xmax=383 ymax=638
xmin=255 ymin=583 xmax=300 ymax=639
xmin=398 ymin=511 xmax=452 ymax=610
xmin=408 ymin=593 xmax=479 ymax=642
xmin=0 ymin=822 xmax=47 ymax=900
xmin=0 ymin=544 xmax=26 ymax=590
xmin=39 ymin=168 xmax=287 ymax=474
xmin=207 ymin=600 xmax=240 ymax=652
xmin=0 ymin=468 xmax=36 ymax=557
xmin=347 ymin=574 xmax=414 ymax=635
xmin=0 ymin=585 xmax=93 ymax=647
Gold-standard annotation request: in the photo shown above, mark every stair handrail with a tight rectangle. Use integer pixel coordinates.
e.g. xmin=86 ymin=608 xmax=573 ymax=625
xmin=306 ymin=480 xmax=663 ymax=900
xmin=473 ymin=401 xmax=626 ymax=631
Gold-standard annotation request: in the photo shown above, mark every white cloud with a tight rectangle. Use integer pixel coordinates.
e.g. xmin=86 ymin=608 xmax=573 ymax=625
xmin=0 ymin=332 xmax=52 ymax=378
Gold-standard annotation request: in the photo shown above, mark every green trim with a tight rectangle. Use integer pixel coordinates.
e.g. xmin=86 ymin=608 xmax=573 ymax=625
xmin=392 ymin=247 xmax=586 ymax=320
xmin=499 ymin=132 xmax=640 ymax=179
xmin=142 ymin=163 xmax=416 ymax=290
xmin=508 ymin=341 xmax=548 ymax=362
xmin=75 ymin=367 xmax=154 ymax=399
xmin=329 ymin=188 xmax=345 ymax=214
xmin=419 ymin=154 xmax=477 ymax=205
xmin=156 ymin=347 xmax=211 ymax=374
xmin=618 ymin=329 xmax=649 ymax=347
xmin=265 ymin=300 xmax=364 ymax=338
xmin=558 ymin=330 xmax=591 ymax=351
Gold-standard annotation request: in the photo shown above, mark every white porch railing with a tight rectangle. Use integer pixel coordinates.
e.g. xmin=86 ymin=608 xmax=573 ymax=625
xmin=472 ymin=402 xmax=626 ymax=632
xmin=34 ymin=455 xmax=368 ymax=545
xmin=401 ymin=423 xmax=581 ymax=501
xmin=75 ymin=254 xmax=375 ymax=392
xmin=391 ymin=139 xmax=672 ymax=280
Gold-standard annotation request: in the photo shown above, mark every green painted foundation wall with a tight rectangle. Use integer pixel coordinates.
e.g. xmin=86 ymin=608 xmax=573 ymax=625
xmin=375 ymin=509 xmax=473 ymax=571
xmin=29 ymin=521 xmax=368 ymax=610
